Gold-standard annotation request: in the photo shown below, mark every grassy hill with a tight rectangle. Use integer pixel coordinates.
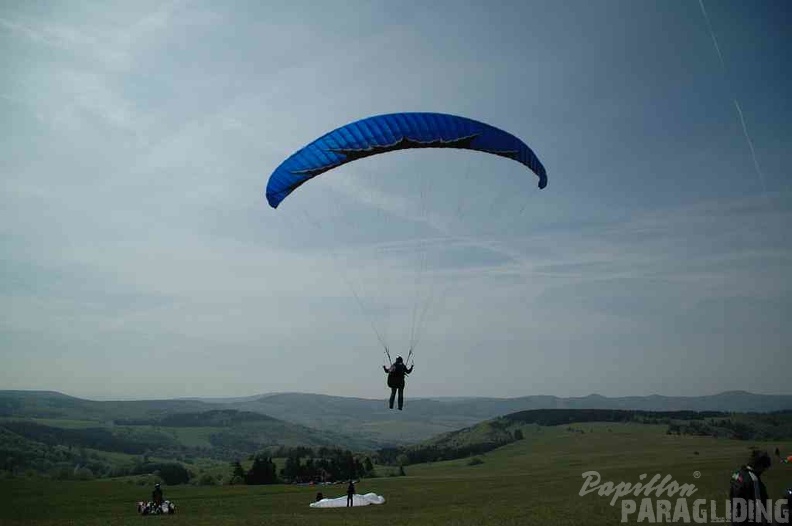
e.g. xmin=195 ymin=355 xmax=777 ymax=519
xmin=2 ymin=390 xmax=791 ymax=484
xmin=376 ymin=408 xmax=792 ymax=467
xmin=1 ymin=418 xmax=790 ymax=525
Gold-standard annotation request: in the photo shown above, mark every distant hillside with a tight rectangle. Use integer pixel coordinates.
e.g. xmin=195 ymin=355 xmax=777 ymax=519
xmin=0 ymin=390 xmax=214 ymax=421
xmin=201 ymin=390 xmax=792 ymax=444
xmin=1 ymin=390 xmax=790 ymax=447
xmin=3 ymin=390 xmax=791 ymax=483
xmin=116 ymin=409 xmax=278 ymax=427
xmin=0 ymin=402 xmax=380 ymax=482
xmin=553 ymin=391 xmax=792 ymax=413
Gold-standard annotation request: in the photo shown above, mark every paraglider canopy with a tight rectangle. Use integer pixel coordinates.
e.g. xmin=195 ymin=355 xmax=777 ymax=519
xmin=266 ymin=112 xmax=547 ymax=208
xmin=310 ymin=493 xmax=386 ymax=508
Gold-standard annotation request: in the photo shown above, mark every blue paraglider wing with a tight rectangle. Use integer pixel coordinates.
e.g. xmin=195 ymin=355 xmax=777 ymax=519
xmin=266 ymin=112 xmax=547 ymax=208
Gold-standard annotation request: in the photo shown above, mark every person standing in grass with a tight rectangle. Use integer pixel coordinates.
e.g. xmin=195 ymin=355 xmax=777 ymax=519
xmin=346 ymin=480 xmax=355 ymax=507
xmin=729 ymin=450 xmax=772 ymax=524
xmin=152 ymin=483 xmax=163 ymax=507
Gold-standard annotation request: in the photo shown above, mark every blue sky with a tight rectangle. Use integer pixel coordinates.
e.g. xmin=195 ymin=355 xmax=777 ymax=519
xmin=1 ymin=0 xmax=790 ymax=400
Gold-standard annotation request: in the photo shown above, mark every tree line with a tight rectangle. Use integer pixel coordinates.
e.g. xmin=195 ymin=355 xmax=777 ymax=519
xmin=229 ymin=447 xmax=377 ymax=485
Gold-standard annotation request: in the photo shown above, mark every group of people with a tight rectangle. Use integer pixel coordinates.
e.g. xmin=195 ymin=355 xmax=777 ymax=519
xmin=137 ymin=483 xmax=175 ymax=515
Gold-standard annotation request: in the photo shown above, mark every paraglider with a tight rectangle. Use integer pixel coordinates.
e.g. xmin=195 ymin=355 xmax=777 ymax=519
xmin=266 ymin=112 xmax=548 ymax=402
xmin=266 ymin=112 xmax=547 ymax=208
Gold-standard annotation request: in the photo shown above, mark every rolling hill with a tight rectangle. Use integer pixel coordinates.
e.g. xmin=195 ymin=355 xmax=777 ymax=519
xmin=199 ymin=390 xmax=792 ymax=444
xmin=1 ymin=389 xmax=791 ymax=448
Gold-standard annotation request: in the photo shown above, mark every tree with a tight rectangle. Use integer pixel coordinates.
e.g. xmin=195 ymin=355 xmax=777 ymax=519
xmin=245 ymin=455 xmax=278 ymax=485
xmin=197 ymin=473 xmax=216 ymax=486
xmin=230 ymin=460 xmax=245 ymax=479
xmin=156 ymin=463 xmax=190 ymax=485
xmin=282 ymin=455 xmax=303 ymax=482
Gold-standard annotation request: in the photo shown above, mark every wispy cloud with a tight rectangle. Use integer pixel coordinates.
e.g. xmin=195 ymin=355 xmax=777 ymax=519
xmin=0 ymin=1 xmax=196 ymax=71
xmin=1 ymin=15 xmax=128 ymax=71
xmin=287 ymin=160 xmax=791 ymax=306
xmin=2 ymin=0 xmax=790 ymax=399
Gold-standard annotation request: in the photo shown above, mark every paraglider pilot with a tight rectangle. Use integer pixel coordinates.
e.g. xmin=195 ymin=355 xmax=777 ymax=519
xmin=383 ymin=356 xmax=413 ymax=410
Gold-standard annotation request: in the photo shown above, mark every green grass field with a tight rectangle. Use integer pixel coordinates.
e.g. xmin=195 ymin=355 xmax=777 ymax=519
xmin=2 ymin=423 xmax=790 ymax=525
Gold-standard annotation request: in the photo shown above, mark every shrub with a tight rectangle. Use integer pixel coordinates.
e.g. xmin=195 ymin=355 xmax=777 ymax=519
xmin=196 ymin=473 xmax=216 ymax=486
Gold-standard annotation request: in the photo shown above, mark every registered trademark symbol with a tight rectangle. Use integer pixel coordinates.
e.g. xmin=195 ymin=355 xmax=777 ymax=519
xmin=693 ymin=471 xmax=701 ymax=478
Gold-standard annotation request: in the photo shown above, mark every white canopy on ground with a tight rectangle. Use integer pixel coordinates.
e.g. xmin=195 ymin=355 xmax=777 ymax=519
xmin=309 ymin=493 xmax=386 ymax=508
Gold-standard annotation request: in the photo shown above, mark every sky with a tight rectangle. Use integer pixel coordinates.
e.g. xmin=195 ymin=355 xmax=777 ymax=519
xmin=1 ymin=0 xmax=790 ymax=401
